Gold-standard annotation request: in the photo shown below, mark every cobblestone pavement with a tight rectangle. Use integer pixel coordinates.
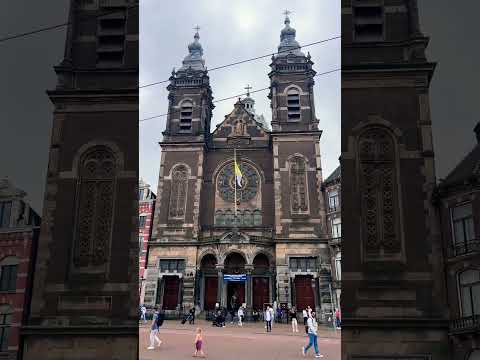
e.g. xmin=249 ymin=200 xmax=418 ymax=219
xmin=139 ymin=320 xmax=340 ymax=360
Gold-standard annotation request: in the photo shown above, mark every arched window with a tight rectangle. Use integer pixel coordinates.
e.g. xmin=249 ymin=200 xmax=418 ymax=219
xmin=0 ymin=304 xmax=12 ymax=351
xmin=287 ymin=88 xmax=301 ymax=121
xmin=180 ymin=100 xmax=193 ymax=133
xmin=215 ymin=210 xmax=225 ymax=226
xmin=225 ymin=209 xmax=234 ymax=226
xmin=74 ymin=146 xmax=116 ymax=268
xmin=253 ymin=210 xmax=262 ymax=226
xmin=243 ymin=210 xmax=253 ymax=226
xmin=290 ymin=157 xmax=308 ymax=214
xmin=169 ymin=165 xmax=188 ymax=219
xmin=0 ymin=257 xmax=18 ymax=292
xmin=358 ymin=127 xmax=399 ymax=255
xmin=459 ymin=269 xmax=480 ymax=317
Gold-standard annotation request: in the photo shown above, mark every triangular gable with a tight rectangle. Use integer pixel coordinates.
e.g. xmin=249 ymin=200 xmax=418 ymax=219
xmin=212 ymin=101 xmax=269 ymax=140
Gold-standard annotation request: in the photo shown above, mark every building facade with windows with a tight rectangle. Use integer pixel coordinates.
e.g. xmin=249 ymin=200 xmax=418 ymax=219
xmin=435 ymin=123 xmax=480 ymax=359
xmin=323 ymin=166 xmax=341 ymax=311
xmin=0 ymin=179 xmax=40 ymax=360
xmin=139 ymin=179 xmax=156 ymax=304
xmin=144 ymin=16 xmax=335 ymax=319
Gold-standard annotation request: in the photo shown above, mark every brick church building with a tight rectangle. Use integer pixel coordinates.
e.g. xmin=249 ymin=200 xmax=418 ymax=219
xmin=143 ymin=15 xmax=335 ymax=318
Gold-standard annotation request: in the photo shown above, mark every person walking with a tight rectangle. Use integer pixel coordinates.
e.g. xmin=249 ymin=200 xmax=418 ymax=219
xmin=302 ymin=312 xmax=323 ymax=358
xmin=302 ymin=308 xmax=308 ymax=326
xmin=269 ymin=305 xmax=275 ymax=329
xmin=189 ymin=307 xmax=196 ymax=325
xmin=265 ymin=306 xmax=272 ymax=332
xmin=237 ymin=306 xmax=244 ymax=327
xmin=335 ymin=308 xmax=341 ymax=329
xmin=140 ymin=304 xmax=147 ymax=323
xmin=147 ymin=307 xmax=163 ymax=350
xmin=290 ymin=307 xmax=299 ymax=333
xmin=193 ymin=327 xmax=206 ymax=358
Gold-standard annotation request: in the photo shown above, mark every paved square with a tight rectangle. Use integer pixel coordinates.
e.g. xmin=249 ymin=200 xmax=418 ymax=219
xmin=139 ymin=320 xmax=340 ymax=359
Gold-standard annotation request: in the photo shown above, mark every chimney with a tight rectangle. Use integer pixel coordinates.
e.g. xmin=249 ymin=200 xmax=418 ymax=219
xmin=475 ymin=122 xmax=480 ymax=144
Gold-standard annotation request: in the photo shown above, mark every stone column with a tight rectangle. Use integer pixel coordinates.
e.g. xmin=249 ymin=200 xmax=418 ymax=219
xmin=216 ymin=265 xmax=224 ymax=306
xmin=245 ymin=265 xmax=253 ymax=313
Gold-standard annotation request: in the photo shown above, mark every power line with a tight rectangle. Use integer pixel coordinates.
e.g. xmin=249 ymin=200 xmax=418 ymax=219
xmin=139 ymin=35 xmax=340 ymax=89
xmin=0 ymin=4 xmax=139 ymax=44
xmin=139 ymin=67 xmax=341 ymax=123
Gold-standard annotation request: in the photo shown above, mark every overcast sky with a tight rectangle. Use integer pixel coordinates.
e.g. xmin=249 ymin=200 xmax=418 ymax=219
xmin=139 ymin=0 xmax=342 ymax=191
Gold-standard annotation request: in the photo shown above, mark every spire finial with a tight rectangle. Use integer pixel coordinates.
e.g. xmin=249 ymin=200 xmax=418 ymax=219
xmin=194 ymin=25 xmax=200 ymax=33
xmin=193 ymin=25 xmax=200 ymax=40
xmin=244 ymin=84 xmax=252 ymax=97
xmin=283 ymin=9 xmax=292 ymax=23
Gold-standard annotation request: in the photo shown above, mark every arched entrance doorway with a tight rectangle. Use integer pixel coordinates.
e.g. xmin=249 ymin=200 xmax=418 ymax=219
xmin=224 ymin=252 xmax=246 ymax=311
xmin=200 ymin=254 xmax=217 ymax=311
xmin=252 ymin=253 xmax=271 ymax=311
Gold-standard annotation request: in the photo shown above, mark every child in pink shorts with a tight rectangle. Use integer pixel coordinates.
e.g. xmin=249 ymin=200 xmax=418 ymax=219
xmin=193 ymin=327 xmax=206 ymax=358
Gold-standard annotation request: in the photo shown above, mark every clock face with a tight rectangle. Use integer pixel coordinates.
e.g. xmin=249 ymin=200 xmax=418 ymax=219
xmin=217 ymin=162 xmax=259 ymax=203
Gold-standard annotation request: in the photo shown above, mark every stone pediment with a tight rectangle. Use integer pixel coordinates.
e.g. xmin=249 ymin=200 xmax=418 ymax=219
xmin=212 ymin=101 xmax=269 ymax=143
xmin=219 ymin=229 xmax=249 ymax=243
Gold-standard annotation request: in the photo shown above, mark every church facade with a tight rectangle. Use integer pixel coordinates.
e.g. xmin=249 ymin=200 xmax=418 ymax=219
xmin=143 ymin=16 xmax=334 ymax=317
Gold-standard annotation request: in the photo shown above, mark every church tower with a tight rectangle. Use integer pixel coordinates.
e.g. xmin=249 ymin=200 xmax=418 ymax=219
xmin=342 ymin=0 xmax=449 ymax=358
xmin=163 ymin=29 xmax=214 ymax=142
xmin=269 ymin=14 xmax=330 ymax=315
xmin=146 ymin=30 xmax=213 ymax=311
xmin=269 ymin=13 xmax=317 ymax=132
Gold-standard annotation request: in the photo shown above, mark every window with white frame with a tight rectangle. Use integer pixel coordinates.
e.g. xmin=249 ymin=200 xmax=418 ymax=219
xmin=451 ymin=203 xmax=475 ymax=247
xmin=332 ymin=218 xmax=341 ymax=238
xmin=328 ymin=191 xmax=339 ymax=212
xmin=335 ymin=253 xmax=341 ymax=281
xmin=459 ymin=269 xmax=480 ymax=318
xmin=139 ymin=215 xmax=146 ymax=229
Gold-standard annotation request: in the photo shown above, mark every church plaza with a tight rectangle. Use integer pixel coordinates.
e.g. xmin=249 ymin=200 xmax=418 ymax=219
xmin=139 ymin=320 xmax=340 ymax=359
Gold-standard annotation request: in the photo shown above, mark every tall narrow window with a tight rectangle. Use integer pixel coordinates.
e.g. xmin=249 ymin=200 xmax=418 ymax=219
xmin=243 ymin=210 xmax=253 ymax=226
xmin=335 ymin=253 xmax=342 ymax=281
xmin=287 ymin=89 xmax=301 ymax=121
xmin=225 ymin=210 xmax=234 ymax=226
xmin=328 ymin=191 xmax=339 ymax=212
xmin=96 ymin=9 xmax=127 ymax=67
xmin=358 ymin=127 xmax=399 ymax=255
xmin=0 ymin=202 xmax=11 ymax=228
xmin=290 ymin=157 xmax=308 ymax=214
xmin=459 ymin=270 xmax=480 ymax=318
xmin=179 ymin=100 xmax=193 ymax=133
xmin=0 ymin=305 xmax=12 ymax=351
xmin=352 ymin=1 xmax=384 ymax=42
xmin=451 ymin=203 xmax=476 ymax=255
xmin=139 ymin=189 xmax=144 ymax=200
xmin=139 ymin=215 xmax=146 ymax=228
xmin=74 ymin=146 xmax=117 ymax=268
xmin=0 ymin=265 xmax=17 ymax=292
xmin=169 ymin=165 xmax=188 ymax=219
xmin=253 ymin=210 xmax=262 ymax=226
xmin=332 ymin=218 xmax=342 ymax=238
xmin=215 ymin=210 xmax=225 ymax=226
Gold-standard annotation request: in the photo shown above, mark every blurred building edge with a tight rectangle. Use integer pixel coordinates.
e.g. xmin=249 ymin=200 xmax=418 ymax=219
xmin=20 ymin=1 xmax=139 ymax=360
xmin=138 ymin=180 xmax=156 ymax=305
xmin=342 ymin=0 xmax=450 ymax=358
xmin=0 ymin=179 xmax=40 ymax=360
xmin=434 ymin=123 xmax=480 ymax=359
xmin=322 ymin=166 xmax=341 ymax=312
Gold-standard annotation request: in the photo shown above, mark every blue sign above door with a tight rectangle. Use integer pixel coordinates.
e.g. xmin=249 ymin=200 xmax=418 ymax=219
xmin=224 ymin=274 xmax=247 ymax=282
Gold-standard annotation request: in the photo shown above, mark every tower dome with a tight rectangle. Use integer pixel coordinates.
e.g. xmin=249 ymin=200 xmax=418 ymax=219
xmin=178 ymin=29 xmax=206 ymax=72
xmin=277 ymin=14 xmax=304 ymax=57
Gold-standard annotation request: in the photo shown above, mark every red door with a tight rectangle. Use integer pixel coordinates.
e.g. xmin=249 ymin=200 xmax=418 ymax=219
xmin=204 ymin=276 xmax=218 ymax=310
xmin=163 ymin=276 xmax=180 ymax=310
xmin=295 ymin=275 xmax=315 ymax=310
xmin=253 ymin=277 xmax=269 ymax=311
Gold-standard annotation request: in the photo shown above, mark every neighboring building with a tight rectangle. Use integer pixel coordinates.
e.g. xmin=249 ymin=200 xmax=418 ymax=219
xmin=0 ymin=179 xmax=40 ymax=360
xmin=323 ymin=166 xmax=341 ymax=311
xmin=144 ymin=15 xmax=334 ymax=318
xmin=435 ymin=123 xmax=480 ymax=359
xmin=342 ymin=0 xmax=449 ymax=358
xmin=139 ymin=179 xmax=156 ymax=304
xmin=21 ymin=1 xmax=139 ymax=359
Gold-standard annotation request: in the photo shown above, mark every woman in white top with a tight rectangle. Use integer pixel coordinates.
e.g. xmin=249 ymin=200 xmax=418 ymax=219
xmin=237 ymin=306 xmax=244 ymax=327
xmin=302 ymin=312 xmax=323 ymax=358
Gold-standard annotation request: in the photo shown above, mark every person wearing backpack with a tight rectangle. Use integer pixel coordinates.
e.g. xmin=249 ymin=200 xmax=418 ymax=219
xmin=147 ymin=307 xmax=163 ymax=350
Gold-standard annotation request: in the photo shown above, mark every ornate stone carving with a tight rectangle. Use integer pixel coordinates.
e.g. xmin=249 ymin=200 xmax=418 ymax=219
xmin=358 ymin=127 xmax=400 ymax=256
xmin=169 ymin=165 xmax=188 ymax=218
xmin=74 ymin=146 xmax=116 ymax=268
xmin=290 ymin=156 xmax=308 ymax=213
